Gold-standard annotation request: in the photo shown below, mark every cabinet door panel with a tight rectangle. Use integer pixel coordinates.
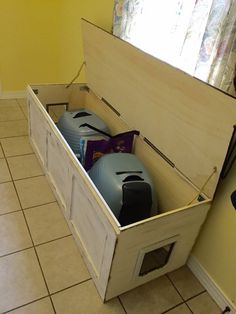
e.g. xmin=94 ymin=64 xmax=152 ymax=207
xmin=70 ymin=173 xmax=117 ymax=299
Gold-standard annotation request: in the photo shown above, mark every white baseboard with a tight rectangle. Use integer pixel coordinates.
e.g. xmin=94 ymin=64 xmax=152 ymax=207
xmin=188 ymin=255 xmax=236 ymax=313
xmin=0 ymin=90 xmax=26 ymax=99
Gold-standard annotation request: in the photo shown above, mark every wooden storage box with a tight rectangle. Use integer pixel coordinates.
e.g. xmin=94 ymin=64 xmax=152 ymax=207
xmin=27 ymin=20 xmax=236 ymax=301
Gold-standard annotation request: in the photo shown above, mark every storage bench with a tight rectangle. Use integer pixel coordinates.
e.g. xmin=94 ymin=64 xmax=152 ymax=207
xmin=27 ymin=19 xmax=236 ymax=301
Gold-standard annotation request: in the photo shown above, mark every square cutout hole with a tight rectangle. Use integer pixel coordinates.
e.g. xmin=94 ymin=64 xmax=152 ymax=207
xmin=46 ymin=103 xmax=68 ymax=123
xmin=139 ymin=242 xmax=175 ymax=276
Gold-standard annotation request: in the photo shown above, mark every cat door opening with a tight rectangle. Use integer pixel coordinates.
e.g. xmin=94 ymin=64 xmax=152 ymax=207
xmin=133 ymin=236 xmax=179 ymax=279
xmin=139 ymin=242 xmax=175 ymax=276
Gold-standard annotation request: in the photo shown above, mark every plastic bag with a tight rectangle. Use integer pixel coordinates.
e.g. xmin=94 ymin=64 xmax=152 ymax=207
xmin=83 ymin=128 xmax=139 ymax=170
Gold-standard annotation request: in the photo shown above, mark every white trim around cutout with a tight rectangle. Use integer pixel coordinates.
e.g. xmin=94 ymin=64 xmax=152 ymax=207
xmin=187 ymin=255 xmax=236 ymax=313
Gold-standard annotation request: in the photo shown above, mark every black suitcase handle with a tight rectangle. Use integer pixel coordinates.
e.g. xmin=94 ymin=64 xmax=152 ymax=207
xmin=80 ymin=123 xmax=140 ymax=139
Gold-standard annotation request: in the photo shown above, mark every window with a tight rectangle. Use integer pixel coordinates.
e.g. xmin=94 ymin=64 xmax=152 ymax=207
xmin=113 ymin=0 xmax=236 ymax=95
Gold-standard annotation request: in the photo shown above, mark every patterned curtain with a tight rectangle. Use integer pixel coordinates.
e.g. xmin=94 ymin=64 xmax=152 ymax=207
xmin=113 ymin=0 xmax=236 ymax=96
xmin=113 ymin=0 xmax=144 ymax=40
xmin=194 ymin=0 xmax=236 ymax=94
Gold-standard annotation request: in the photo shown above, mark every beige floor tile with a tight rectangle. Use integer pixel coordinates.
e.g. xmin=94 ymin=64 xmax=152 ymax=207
xmin=0 ymin=145 xmax=4 ymax=158
xmin=36 ymin=236 xmax=90 ymax=293
xmin=0 ymin=211 xmax=32 ymax=256
xmin=119 ymin=276 xmax=182 ymax=314
xmin=52 ymin=281 xmax=125 ymax=314
xmin=7 ymin=154 xmax=44 ymax=180
xmin=17 ymin=99 xmax=28 ymax=119
xmin=0 ymin=99 xmax=19 ymax=107
xmin=7 ymin=297 xmax=54 ymax=314
xmin=165 ymin=303 xmax=192 ymax=314
xmin=1 ymin=136 xmax=33 ymax=157
xmin=0 ymin=103 xmax=25 ymax=121
xmin=15 ymin=176 xmax=55 ymax=209
xmin=0 ymin=248 xmax=48 ymax=313
xmin=187 ymin=292 xmax=221 ymax=313
xmin=17 ymin=99 xmax=27 ymax=106
xmin=24 ymin=202 xmax=71 ymax=245
xmin=0 ymin=182 xmax=21 ymax=215
xmin=168 ymin=266 xmax=205 ymax=300
xmin=0 ymin=158 xmax=11 ymax=183
xmin=0 ymin=120 xmax=28 ymax=138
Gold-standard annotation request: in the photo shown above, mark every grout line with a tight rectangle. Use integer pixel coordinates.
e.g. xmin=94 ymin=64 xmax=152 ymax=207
xmin=34 ymin=234 xmax=72 ymax=248
xmin=1 ymin=296 xmax=51 ymax=314
xmin=16 ymin=98 xmax=28 ymax=120
xmin=166 ymin=274 xmax=194 ymax=314
xmin=13 ymin=174 xmax=46 ymax=182
xmin=32 ymin=243 xmax=57 ymax=314
xmin=166 ymin=268 xmax=207 ymax=313
xmin=0 ymin=118 xmax=27 ymax=122
xmin=4 ymin=155 xmax=56 ymax=314
xmin=0 ymin=134 xmax=29 ymax=140
xmin=0 ymin=179 xmax=12 ymax=184
xmin=22 ymin=200 xmax=58 ymax=211
xmin=0 ymin=141 xmax=5 ymax=159
xmin=184 ymin=290 xmax=206 ymax=302
xmin=5 ymin=154 xmax=43 ymax=182
xmin=161 ymin=301 xmax=186 ymax=314
xmin=118 ymin=296 xmax=128 ymax=314
xmin=0 ymin=209 xmax=22 ymax=218
xmin=0 ymin=134 xmax=29 ymax=141
xmin=23 ymin=201 xmax=58 ymax=211
xmin=0 ymin=234 xmax=72 ymax=261
xmin=0 ymin=126 xmax=81 ymax=313
xmin=11 ymin=173 xmax=45 ymax=182
xmin=0 ymin=246 xmax=34 ymax=260
xmin=185 ymin=303 xmax=194 ymax=314
xmin=166 ymin=274 xmax=185 ymax=302
xmin=4 ymin=152 xmax=34 ymax=158
xmin=21 ymin=203 xmax=57 ymax=314
xmin=3 ymin=279 xmax=94 ymax=312
xmin=6 ymin=153 xmax=35 ymax=160
xmin=50 ymin=278 xmax=92 ymax=297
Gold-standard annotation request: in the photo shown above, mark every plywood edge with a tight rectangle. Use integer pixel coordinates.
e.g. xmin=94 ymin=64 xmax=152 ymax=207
xmin=119 ymin=199 xmax=211 ymax=232
xmin=84 ymin=88 xmax=209 ymax=213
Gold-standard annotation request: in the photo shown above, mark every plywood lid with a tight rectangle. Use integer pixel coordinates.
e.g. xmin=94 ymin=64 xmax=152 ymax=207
xmin=81 ymin=19 xmax=236 ymax=198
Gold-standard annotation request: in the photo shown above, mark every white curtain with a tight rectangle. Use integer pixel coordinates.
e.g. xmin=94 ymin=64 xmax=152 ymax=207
xmin=113 ymin=0 xmax=236 ymax=96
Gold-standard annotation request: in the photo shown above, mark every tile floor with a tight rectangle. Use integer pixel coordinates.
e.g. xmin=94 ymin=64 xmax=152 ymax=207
xmin=0 ymin=99 xmax=222 ymax=313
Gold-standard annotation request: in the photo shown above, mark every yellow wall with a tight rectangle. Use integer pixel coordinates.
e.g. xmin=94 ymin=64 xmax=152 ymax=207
xmin=0 ymin=0 xmax=114 ymax=92
xmin=192 ymin=161 xmax=236 ymax=306
xmin=1 ymin=0 xmax=235 ymax=306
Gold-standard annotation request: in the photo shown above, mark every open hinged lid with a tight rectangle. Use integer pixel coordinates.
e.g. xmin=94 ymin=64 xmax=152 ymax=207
xmin=81 ymin=19 xmax=236 ymax=199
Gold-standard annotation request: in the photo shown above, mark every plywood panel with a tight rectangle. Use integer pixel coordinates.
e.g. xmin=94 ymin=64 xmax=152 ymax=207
xmin=70 ymin=171 xmax=117 ymax=299
xmin=82 ymin=19 xmax=236 ymax=198
xmin=70 ymin=176 xmax=108 ymax=275
xmin=85 ymin=90 xmax=128 ymax=134
xmin=47 ymin=131 xmax=72 ymax=210
xmin=30 ymin=83 xmax=87 ymax=110
xmin=28 ymin=96 xmax=48 ymax=167
xmin=85 ymin=90 xmax=201 ymax=211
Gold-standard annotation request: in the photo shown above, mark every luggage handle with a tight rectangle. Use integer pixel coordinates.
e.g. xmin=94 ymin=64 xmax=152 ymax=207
xmin=79 ymin=123 xmax=112 ymax=138
xmin=73 ymin=112 xmax=91 ymax=118
xmin=80 ymin=123 xmax=140 ymax=139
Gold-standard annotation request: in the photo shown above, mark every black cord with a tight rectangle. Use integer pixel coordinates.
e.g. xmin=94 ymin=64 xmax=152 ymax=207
xmin=221 ymin=306 xmax=231 ymax=313
xmin=221 ymin=125 xmax=236 ymax=179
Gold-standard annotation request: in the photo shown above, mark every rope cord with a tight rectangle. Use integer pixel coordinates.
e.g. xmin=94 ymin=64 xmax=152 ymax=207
xmin=188 ymin=166 xmax=217 ymax=205
xmin=66 ymin=61 xmax=86 ymax=89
